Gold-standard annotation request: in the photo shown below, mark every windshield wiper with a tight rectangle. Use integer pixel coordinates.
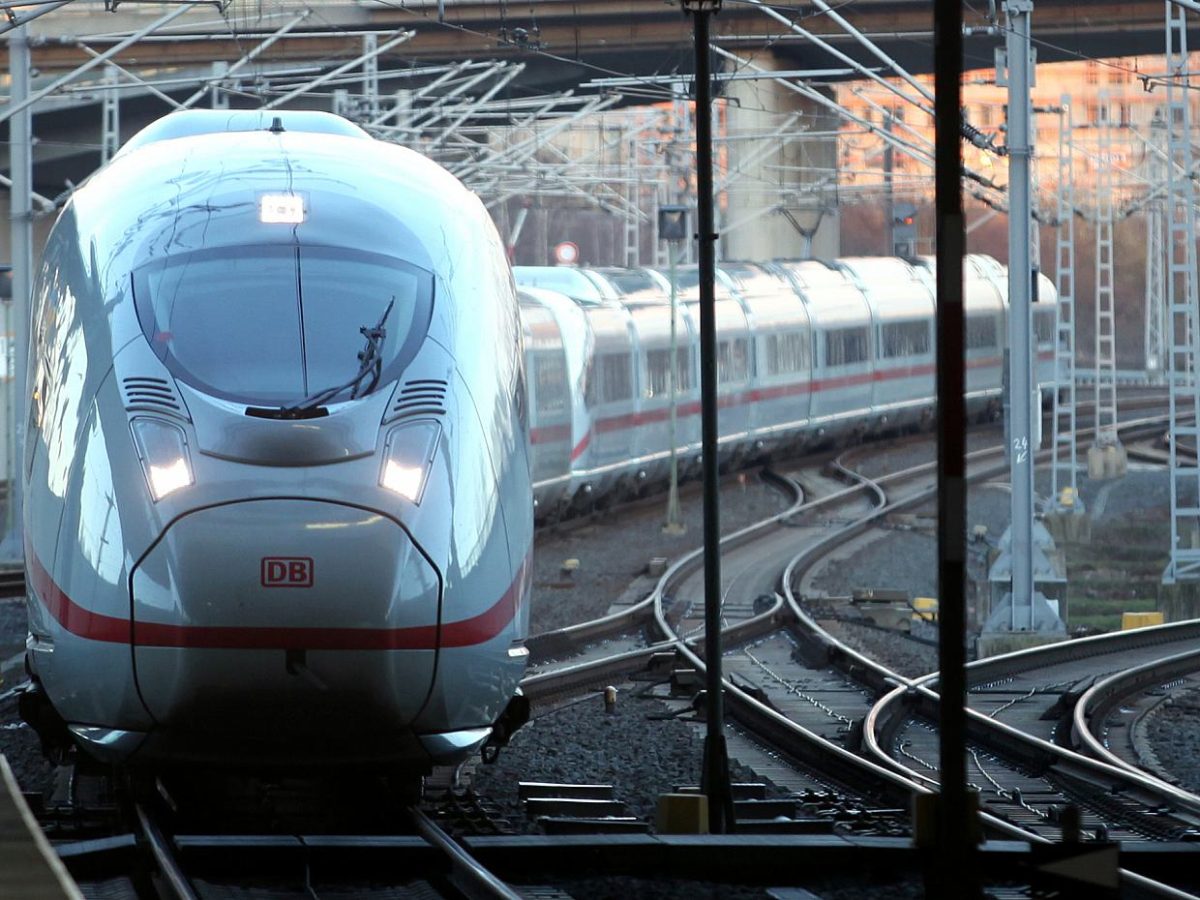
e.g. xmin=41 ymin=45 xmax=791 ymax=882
xmin=282 ymin=297 xmax=395 ymax=414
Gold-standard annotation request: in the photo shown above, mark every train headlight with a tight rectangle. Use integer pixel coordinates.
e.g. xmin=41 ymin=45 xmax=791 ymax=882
xmin=380 ymin=420 xmax=440 ymax=504
xmin=130 ymin=418 xmax=194 ymax=501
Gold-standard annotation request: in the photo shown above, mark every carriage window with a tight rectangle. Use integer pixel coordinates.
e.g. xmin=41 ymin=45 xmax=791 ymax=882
xmin=765 ymin=332 xmax=811 ymax=375
xmin=825 ymin=327 xmax=870 ymax=366
xmin=586 ymin=352 xmax=633 ymax=405
xmin=646 ymin=347 xmax=692 ymax=397
xmin=1033 ymin=309 xmax=1055 ymax=343
xmin=717 ymin=338 xmax=749 ymax=384
xmin=879 ymin=320 xmax=931 ymax=358
xmin=965 ymin=315 xmax=998 ymax=349
xmin=534 ymin=353 xmax=567 ymax=415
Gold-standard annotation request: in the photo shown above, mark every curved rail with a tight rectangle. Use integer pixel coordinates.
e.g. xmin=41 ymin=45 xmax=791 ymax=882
xmin=1073 ymin=645 xmax=1200 ymax=787
xmin=521 ymin=409 xmax=1196 ymax=897
xmin=524 ymin=467 xmax=803 ymax=666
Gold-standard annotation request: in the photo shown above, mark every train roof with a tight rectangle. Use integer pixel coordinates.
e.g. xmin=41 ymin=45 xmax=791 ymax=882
xmin=513 ymin=266 xmax=621 ymax=305
xmin=115 ymin=109 xmax=370 ymax=159
xmin=74 ymin=119 xmax=482 ymax=284
xmin=838 ymin=257 xmax=935 ymax=322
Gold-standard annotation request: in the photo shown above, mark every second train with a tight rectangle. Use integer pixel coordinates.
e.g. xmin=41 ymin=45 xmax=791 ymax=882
xmin=515 ymin=255 xmax=1058 ymax=518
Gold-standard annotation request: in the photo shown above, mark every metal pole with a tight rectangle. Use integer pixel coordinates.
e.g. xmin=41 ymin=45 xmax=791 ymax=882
xmin=1004 ymin=0 xmax=1035 ymax=625
xmin=933 ymin=0 xmax=975 ymax=895
xmin=0 ymin=5 xmax=193 ymax=129
xmin=101 ymin=64 xmax=120 ymax=165
xmin=665 ymin=243 xmax=684 ymax=534
xmin=684 ymin=0 xmax=734 ymax=835
xmin=5 ymin=27 xmax=31 ymax=563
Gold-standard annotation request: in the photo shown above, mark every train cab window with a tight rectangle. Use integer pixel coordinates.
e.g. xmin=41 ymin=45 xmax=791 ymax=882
xmin=965 ymin=315 xmax=998 ymax=350
xmin=1033 ymin=309 xmax=1055 ymax=343
xmin=646 ymin=347 xmax=692 ymax=397
xmin=586 ymin=353 xmax=633 ymax=405
xmin=534 ymin=353 xmax=567 ymax=415
xmin=717 ymin=338 xmax=749 ymax=384
xmin=824 ymin=327 xmax=870 ymax=367
xmin=879 ymin=320 xmax=931 ymax=358
xmin=133 ymin=244 xmax=433 ymax=406
xmin=765 ymin=332 xmax=811 ymax=376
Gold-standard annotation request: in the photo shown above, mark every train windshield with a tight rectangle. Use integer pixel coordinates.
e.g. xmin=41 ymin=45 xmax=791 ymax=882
xmin=133 ymin=245 xmax=433 ymax=406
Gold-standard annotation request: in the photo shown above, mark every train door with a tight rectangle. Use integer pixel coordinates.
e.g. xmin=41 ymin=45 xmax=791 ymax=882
xmin=1032 ymin=294 xmax=1058 ymax=392
xmin=631 ymin=302 xmax=677 ymax=483
xmin=714 ymin=298 xmax=752 ymax=457
xmin=529 ymin=348 xmax=570 ymax=486
xmin=582 ymin=306 xmax=637 ymax=489
xmin=520 ymin=299 xmax=572 ymax=508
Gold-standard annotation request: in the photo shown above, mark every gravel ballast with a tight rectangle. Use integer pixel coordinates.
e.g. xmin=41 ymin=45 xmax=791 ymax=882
xmin=0 ymin=455 xmax=1190 ymax=899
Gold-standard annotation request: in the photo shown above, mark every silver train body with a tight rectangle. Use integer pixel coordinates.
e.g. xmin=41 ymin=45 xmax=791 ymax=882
xmin=22 ymin=111 xmax=533 ymax=769
xmin=518 ymin=256 xmax=1058 ymax=515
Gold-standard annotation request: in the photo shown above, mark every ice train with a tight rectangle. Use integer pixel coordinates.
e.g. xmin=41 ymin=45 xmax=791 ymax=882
xmin=20 ymin=110 xmax=533 ymax=771
xmin=516 ymin=256 xmax=1058 ymax=517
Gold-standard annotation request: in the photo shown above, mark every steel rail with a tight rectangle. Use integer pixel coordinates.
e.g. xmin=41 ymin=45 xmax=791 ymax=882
xmin=133 ymin=802 xmax=199 ymax=900
xmin=520 ymin=409 xmax=1190 ymax=894
xmin=1073 ymin=645 xmax=1200 ymax=788
xmin=522 ymin=411 xmax=1170 ymax=702
xmin=792 ymin=479 xmax=1200 ymax=896
xmin=526 ymin=468 xmax=806 ymax=665
xmin=562 ymin=403 xmax=1169 ymax=641
xmin=410 ymin=806 xmax=522 ymax=900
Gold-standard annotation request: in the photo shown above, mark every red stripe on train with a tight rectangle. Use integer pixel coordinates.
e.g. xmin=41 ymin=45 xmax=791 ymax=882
xmin=26 ymin=543 xmax=528 ymax=650
xmin=532 ymin=351 xmax=1052 ymax=446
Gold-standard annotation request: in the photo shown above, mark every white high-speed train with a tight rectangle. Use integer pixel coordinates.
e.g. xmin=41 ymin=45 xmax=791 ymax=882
xmin=517 ymin=255 xmax=1058 ymax=517
xmin=19 ymin=110 xmax=533 ymax=771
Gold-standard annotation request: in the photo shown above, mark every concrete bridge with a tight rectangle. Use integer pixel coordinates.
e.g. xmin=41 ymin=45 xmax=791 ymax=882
xmin=23 ymin=1 xmax=1191 ymax=77
xmin=4 ymin=0 xmax=1199 ymax=262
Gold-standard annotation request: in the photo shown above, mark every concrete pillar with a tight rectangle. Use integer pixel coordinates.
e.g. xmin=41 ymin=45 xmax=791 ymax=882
xmin=720 ymin=50 xmax=840 ymax=262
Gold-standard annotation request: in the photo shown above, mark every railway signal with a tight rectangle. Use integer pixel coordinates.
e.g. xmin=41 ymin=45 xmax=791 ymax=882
xmin=892 ymin=202 xmax=918 ymax=258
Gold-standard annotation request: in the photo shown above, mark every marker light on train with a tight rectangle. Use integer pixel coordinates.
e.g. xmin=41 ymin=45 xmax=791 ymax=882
xmin=380 ymin=420 xmax=440 ymax=504
xmin=259 ymin=193 xmax=305 ymax=224
xmin=130 ymin=418 xmax=194 ymax=501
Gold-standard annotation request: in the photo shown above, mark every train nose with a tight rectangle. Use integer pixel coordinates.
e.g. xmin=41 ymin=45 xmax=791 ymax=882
xmin=129 ymin=500 xmax=441 ymax=754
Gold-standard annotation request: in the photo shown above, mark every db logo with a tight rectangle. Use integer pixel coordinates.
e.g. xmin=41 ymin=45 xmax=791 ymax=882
xmin=261 ymin=557 xmax=313 ymax=588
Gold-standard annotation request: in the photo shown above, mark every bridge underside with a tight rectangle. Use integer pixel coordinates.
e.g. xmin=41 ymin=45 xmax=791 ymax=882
xmin=3 ymin=0 xmax=1197 ymax=261
xmin=10 ymin=1 xmax=1196 ymax=190
xmin=22 ymin=2 xmax=1192 ymax=78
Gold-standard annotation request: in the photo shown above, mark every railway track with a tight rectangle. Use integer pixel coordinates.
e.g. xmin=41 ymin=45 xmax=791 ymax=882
xmin=865 ymin=624 xmax=1200 ymax=842
xmin=5 ymin=392 xmax=1195 ymax=896
xmin=52 ymin=774 xmax=527 ymax=899
xmin=1072 ymin=641 xmax=1200 ymax=784
xmin=515 ymin=409 xmax=1200 ymax=896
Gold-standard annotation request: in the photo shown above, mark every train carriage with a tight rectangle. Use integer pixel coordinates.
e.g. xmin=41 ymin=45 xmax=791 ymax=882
xmin=521 ymin=287 xmax=593 ymax=512
xmin=839 ymin=257 xmax=937 ymax=434
xmin=705 ymin=285 xmax=755 ymax=458
xmin=720 ymin=263 xmax=814 ymax=453
xmin=958 ymin=256 xmax=1009 ymax=416
xmin=22 ymin=109 xmax=533 ymax=771
xmin=1032 ymin=272 xmax=1060 ymax=392
xmin=515 ymin=254 xmax=1049 ymax=526
xmin=578 ymin=302 xmax=640 ymax=494
xmin=775 ymin=261 xmax=875 ymax=440
xmin=626 ymin=296 xmax=700 ymax=485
